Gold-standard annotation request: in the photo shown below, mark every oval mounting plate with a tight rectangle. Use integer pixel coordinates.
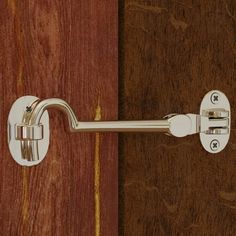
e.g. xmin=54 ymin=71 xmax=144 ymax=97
xmin=200 ymin=90 xmax=230 ymax=154
xmin=8 ymin=96 xmax=50 ymax=166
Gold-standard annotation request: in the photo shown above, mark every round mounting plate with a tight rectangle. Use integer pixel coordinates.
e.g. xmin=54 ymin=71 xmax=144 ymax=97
xmin=8 ymin=96 xmax=50 ymax=166
xmin=200 ymin=90 xmax=230 ymax=154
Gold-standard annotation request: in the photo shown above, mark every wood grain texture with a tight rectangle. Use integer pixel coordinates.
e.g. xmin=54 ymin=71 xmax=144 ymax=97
xmin=0 ymin=1 xmax=118 ymax=235
xmin=120 ymin=0 xmax=236 ymax=235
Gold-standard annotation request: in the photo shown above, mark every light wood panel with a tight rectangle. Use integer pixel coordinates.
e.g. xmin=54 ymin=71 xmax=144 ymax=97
xmin=0 ymin=1 xmax=118 ymax=235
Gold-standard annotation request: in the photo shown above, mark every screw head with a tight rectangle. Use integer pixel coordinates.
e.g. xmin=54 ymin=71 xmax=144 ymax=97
xmin=210 ymin=139 xmax=220 ymax=151
xmin=210 ymin=92 xmax=220 ymax=104
xmin=26 ymin=106 xmax=32 ymax=112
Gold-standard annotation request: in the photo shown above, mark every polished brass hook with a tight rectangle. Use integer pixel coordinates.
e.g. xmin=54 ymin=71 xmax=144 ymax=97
xmin=8 ymin=90 xmax=231 ymax=166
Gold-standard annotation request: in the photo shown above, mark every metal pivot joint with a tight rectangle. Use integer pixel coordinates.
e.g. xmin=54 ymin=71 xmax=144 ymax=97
xmin=8 ymin=90 xmax=231 ymax=166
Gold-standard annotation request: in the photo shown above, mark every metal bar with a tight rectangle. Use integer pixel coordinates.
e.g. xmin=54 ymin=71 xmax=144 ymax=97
xmin=75 ymin=120 xmax=170 ymax=132
xmin=28 ymin=98 xmax=170 ymax=133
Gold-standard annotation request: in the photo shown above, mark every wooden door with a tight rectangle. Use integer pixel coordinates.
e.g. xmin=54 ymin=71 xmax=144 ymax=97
xmin=0 ymin=1 xmax=118 ymax=235
xmin=120 ymin=0 xmax=236 ymax=235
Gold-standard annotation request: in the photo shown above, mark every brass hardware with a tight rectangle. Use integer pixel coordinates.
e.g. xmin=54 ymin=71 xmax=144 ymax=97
xmin=8 ymin=90 xmax=231 ymax=166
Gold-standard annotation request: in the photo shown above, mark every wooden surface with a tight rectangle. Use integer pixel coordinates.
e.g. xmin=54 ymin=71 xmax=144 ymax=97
xmin=120 ymin=0 xmax=236 ymax=235
xmin=0 ymin=1 xmax=118 ymax=235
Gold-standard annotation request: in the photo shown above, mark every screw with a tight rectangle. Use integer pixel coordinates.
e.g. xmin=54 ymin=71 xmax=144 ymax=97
xmin=210 ymin=92 xmax=220 ymax=104
xmin=26 ymin=106 xmax=32 ymax=112
xmin=210 ymin=139 xmax=220 ymax=151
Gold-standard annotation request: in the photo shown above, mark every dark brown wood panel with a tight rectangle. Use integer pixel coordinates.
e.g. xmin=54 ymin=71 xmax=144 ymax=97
xmin=120 ymin=0 xmax=236 ymax=235
xmin=0 ymin=1 xmax=118 ymax=235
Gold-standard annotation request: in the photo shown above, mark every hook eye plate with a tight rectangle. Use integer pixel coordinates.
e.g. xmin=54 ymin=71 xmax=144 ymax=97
xmin=8 ymin=96 xmax=50 ymax=166
xmin=200 ymin=90 xmax=230 ymax=154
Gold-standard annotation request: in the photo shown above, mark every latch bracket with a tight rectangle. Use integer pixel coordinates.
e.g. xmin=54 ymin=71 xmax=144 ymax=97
xmin=199 ymin=90 xmax=230 ymax=153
